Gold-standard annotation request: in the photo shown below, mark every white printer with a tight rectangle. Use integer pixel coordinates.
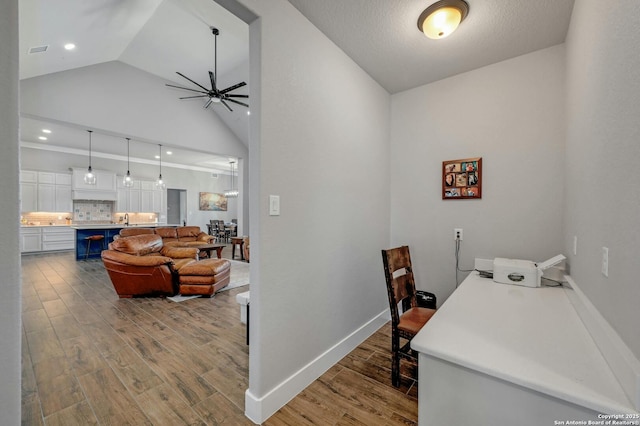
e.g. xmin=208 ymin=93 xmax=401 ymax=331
xmin=493 ymin=254 xmax=566 ymax=288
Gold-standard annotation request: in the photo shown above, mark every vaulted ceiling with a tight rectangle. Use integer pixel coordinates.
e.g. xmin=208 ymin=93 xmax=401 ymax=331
xmin=19 ymin=0 xmax=575 ymax=169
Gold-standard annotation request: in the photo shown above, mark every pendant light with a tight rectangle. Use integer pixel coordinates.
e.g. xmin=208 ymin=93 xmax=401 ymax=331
xmin=123 ymin=137 xmax=134 ymax=188
xmin=417 ymin=0 xmax=469 ymax=40
xmin=155 ymin=144 xmax=166 ymax=189
xmin=83 ymin=130 xmax=96 ymax=185
xmin=224 ymin=160 xmax=239 ymax=198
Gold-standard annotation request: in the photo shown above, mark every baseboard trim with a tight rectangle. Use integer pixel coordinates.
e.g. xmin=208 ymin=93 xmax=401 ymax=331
xmin=564 ymin=275 xmax=640 ymax=411
xmin=244 ymin=308 xmax=390 ymax=424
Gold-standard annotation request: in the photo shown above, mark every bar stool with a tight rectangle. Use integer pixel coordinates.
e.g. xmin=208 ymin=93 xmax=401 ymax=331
xmin=84 ymin=235 xmax=105 ymax=260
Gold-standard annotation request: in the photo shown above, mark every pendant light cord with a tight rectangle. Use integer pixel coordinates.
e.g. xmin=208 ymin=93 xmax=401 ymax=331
xmin=126 ymin=138 xmax=131 ymax=172
xmin=87 ymin=130 xmax=93 ymax=169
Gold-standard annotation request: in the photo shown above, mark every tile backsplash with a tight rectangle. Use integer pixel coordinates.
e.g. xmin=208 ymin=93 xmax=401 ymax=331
xmin=73 ymin=201 xmax=113 ymax=223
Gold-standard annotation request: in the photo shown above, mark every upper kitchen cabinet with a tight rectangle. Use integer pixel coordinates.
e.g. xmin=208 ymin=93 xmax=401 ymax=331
xmin=21 ymin=170 xmax=72 ymax=212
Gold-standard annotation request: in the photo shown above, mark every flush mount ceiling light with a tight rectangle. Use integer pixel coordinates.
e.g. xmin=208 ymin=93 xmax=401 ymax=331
xmin=417 ymin=0 xmax=469 ymax=40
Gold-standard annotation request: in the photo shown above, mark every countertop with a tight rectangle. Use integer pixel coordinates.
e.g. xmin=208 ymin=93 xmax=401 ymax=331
xmin=411 ymin=272 xmax=636 ymax=415
xmin=69 ymin=223 xmax=178 ymax=230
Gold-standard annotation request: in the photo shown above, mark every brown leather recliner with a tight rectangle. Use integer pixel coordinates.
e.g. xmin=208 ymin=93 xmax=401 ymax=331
xmin=101 ymin=234 xmax=198 ymax=298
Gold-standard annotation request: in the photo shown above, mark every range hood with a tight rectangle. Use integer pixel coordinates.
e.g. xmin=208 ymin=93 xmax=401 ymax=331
xmin=70 ymin=168 xmax=118 ymax=201
xmin=71 ymin=189 xmax=117 ymax=201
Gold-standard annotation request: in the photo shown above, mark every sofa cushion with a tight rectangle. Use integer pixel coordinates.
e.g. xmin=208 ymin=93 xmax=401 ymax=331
xmin=102 ymin=249 xmax=172 ymax=266
xmin=176 ymin=226 xmax=203 ymax=242
xmin=155 ymin=227 xmax=179 ymax=241
xmin=110 ymin=234 xmax=163 ymax=256
xmin=119 ymin=227 xmax=155 ymax=238
xmin=179 ymin=258 xmax=230 ymax=276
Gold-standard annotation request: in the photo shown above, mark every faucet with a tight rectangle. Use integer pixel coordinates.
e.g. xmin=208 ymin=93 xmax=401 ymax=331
xmin=124 ymin=213 xmax=129 ymax=226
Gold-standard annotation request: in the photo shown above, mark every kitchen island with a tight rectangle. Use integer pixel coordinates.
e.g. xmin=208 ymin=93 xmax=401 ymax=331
xmin=71 ymin=225 xmax=125 ymax=260
xmin=71 ymin=223 xmax=173 ymax=260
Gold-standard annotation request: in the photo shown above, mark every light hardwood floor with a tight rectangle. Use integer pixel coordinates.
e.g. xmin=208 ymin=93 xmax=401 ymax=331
xmin=21 ymin=249 xmax=418 ymax=425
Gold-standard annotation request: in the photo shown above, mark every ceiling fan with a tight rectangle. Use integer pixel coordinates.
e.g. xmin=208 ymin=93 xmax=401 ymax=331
xmin=166 ymin=27 xmax=248 ymax=112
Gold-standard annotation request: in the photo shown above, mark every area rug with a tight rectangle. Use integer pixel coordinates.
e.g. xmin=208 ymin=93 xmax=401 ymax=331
xmin=169 ymin=259 xmax=249 ymax=301
xmin=220 ymin=259 xmax=250 ymax=292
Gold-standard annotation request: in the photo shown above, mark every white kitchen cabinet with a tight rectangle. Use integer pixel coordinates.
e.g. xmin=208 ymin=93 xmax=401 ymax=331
xmin=116 ymin=178 xmax=141 ymax=212
xmin=117 ymin=178 xmax=161 ymax=213
xmin=37 ymin=183 xmax=56 ymax=211
xmin=20 ymin=170 xmax=38 ymax=183
xmin=20 ymin=227 xmax=42 ymax=252
xmin=55 ymin=173 xmax=72 ymax=185
xmin=55 ymin=185 xmax=72 ymax=212
xmin=20 ymin=182 xmax=38 ymax=212
xmin=21 ymin=226 xmax=75 ymax=253
xmin=42 ymin=227 xmax=75 ymax=251
xmin=38 ymin=172 xmax=55 ymax=184
xmin=20 ymin=171 xmax=72 ymax=213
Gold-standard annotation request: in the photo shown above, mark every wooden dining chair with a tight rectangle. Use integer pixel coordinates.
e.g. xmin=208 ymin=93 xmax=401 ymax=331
xmin=381 ymin=245 xmax=437 ymax=387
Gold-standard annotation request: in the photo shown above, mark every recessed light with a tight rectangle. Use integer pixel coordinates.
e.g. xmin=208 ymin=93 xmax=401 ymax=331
xmin=247 ymin=111 xmax=251 ymax=116
xmin=166 ymin=151 xmax=172 ymax=155
xmin=42 ymin=129 xmax=51 ymax=134
xmin=155 ymin=155 xmax=160 ymax=159
xmin=64 ymin=43 xmax=76 ymax=50
xmin=38 ymin=136 xmax=47 ymax=141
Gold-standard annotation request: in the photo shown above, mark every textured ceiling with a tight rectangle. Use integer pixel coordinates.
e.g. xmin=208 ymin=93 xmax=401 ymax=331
xmin=286 ymin=0 xmax=575 ymax=94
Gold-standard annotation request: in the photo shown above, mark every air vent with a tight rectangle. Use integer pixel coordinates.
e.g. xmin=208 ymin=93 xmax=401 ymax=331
xmin=211 ymin=173 xmax=219 ymax=179
xmin=28 ymin=45 xmax=49 ymax=54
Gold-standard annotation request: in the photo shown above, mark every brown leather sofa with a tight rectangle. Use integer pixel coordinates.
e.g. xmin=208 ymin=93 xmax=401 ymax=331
xmin=102 ymin=233 xmax=230 ymax=298
xmin=118 ymin=226 xmax=214 ymax=247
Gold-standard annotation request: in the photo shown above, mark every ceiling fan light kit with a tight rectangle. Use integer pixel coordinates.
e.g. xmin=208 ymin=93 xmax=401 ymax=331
xmin=418 ymin=0 xmax=469 ymax=39
xmin=166 ymin=27 xmax=249 ymax=112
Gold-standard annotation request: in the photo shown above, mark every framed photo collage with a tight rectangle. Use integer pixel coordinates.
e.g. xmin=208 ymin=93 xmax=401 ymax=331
xmin=442 ymin=157 xmax=482 ymax=199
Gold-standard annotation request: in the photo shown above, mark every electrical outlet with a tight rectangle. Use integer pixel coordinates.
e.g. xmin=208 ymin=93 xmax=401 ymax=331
xmin=601 ymin=247 xmax=609 ymax=277
xmin=454 ymin=228 xmax=463 ymax=241
xmin=573 ymin=235 xmax=578 ymax=256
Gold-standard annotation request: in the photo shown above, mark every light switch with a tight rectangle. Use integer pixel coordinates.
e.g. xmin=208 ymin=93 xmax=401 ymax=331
xmin=269 ymin=195 xmax=280 ymax=216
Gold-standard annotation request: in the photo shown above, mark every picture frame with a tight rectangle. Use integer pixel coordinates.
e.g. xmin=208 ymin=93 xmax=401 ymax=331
xmin=199 ymin=192 xmax=228 ymax=211
xmin=442 ymin=157 xmax=482 ymax=199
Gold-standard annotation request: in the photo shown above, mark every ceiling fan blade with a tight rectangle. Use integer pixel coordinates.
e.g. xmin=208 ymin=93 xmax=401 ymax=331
xmin=180 ymin=95 xmax=209 ymax=99
xmin=176 ymin=72 xmax=210 ymax=92
xmin=165 ymin=84 xmax=208 ymax=94
xmin=203 ymin=98 xmax=214 ymax=109
xmin=220 ymin=100 xmax=233 ymax=112
xmin=219 ymin=81 xmax=247 ymax=94
xmin=209 ymin=71 xmax=218 ymax=93
xmin=226 ymin=98 xmax=249 ymax=108
xmin=226 ymin=94 xmax=249 ymax=98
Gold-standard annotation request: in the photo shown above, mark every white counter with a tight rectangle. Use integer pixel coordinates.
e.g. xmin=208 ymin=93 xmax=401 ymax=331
xmin=411 ymin=272 xmax=638 ymax=425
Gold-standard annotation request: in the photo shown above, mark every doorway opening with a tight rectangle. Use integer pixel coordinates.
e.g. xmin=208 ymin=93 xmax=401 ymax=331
xmin=167 ymin=188 xmax=187 ymax=226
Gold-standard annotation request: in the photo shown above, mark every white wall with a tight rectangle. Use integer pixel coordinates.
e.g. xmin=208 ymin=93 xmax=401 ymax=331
xmin=20 ymin=147 xmax=239 ymax=230
xmin=0 ymin=0 xmax=21 ymax=423
xmin=390 ymin=45 xmax=566 ymax=302
xmin=231 ymin=0 xmax=391 ymax=421
xmin=564 ymin=0 xmax=640 ymax=359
